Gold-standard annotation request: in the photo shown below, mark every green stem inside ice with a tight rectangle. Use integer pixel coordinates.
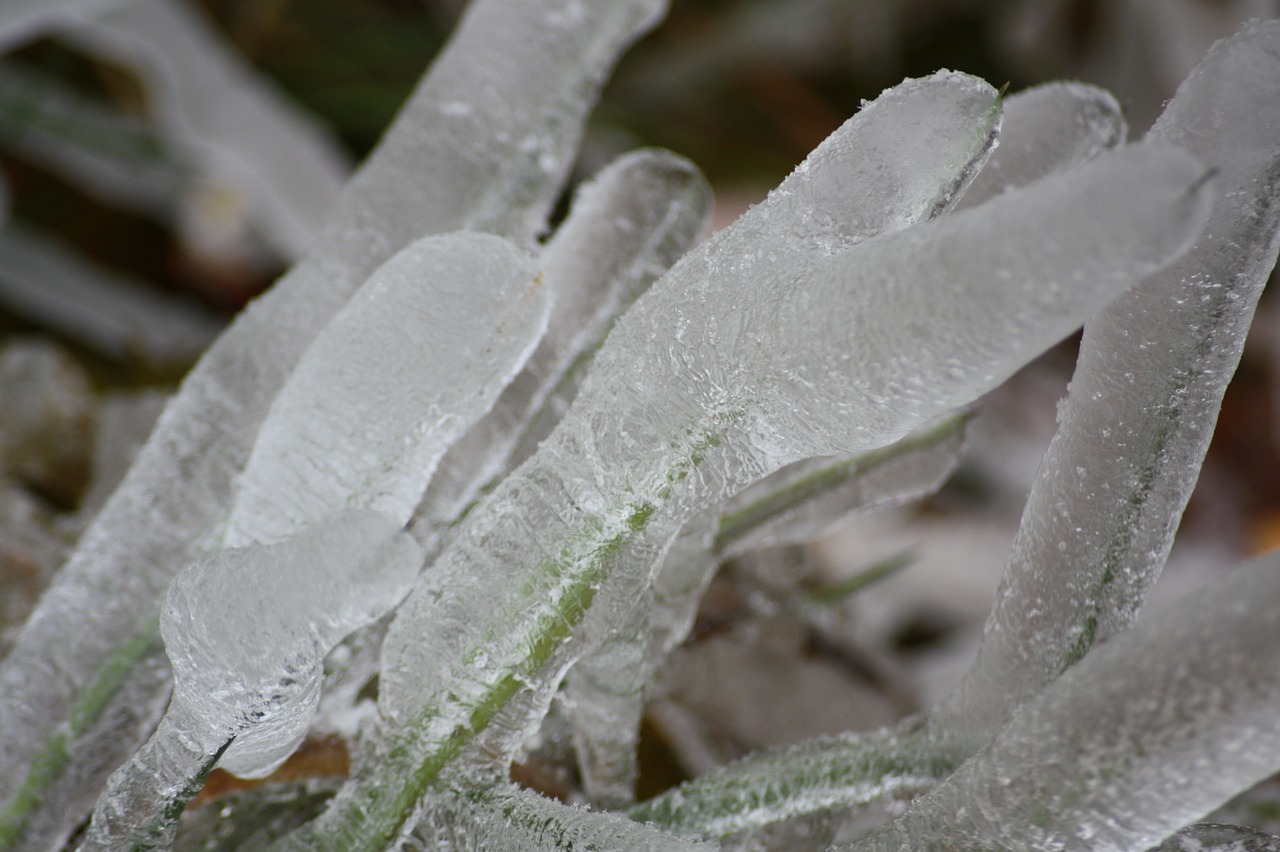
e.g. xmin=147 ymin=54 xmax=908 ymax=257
xmin=275 ymin=427 xmax=730 ymax=850
xmin=0 ymin=615 xmax=164 ymax=849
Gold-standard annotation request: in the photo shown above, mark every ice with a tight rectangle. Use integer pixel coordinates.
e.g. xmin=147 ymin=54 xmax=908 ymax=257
xmin=80 ymin=512 xmax=419 ymax=849
xmin=715 ymin=415 xmax=970 ymax=558
xmin=545 ymin=71 xmax=1000 ymax=803
xmin=1150 ymin=824 xmax=1280 ymax=851
xmin=958 ymin=81 xmax=1126 ymax=210
xmin=933 ymin=19 xmax=1280 ymax=749
xmin=566 ymin=416 xmax=968 ymax=805
xmin=0 ymin=224 xmax=221 ymax=366
xmin=0 ymin=0 xmax=660 ymax=836
xmin=410 ymin=149 xmax=710 ymax=552
xmin=846 ymin=551 xmax=1280 ymax=852
xmin=628 ymin=727 xmax=955 ymax=840
xmin=222 ymin=232 xmax=546 ymax=547
xmin=55 ymin=0 xmax=351 ymax=261
xmin=404 ymin=784 xmax=717 ymax=851
xmin=295 ymin=91 xmax=1212 ymax=843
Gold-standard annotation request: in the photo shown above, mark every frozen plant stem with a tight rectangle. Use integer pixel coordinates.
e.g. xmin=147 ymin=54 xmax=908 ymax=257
xmin=280 ymin=112 xmax=1212 ymax=852
xmin=0 ymin=0 xmax=665 ymax=843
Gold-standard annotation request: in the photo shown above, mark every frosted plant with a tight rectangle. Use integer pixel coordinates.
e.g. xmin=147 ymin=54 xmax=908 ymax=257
xmin=0 ymin=3 xmax=1278 ymax=852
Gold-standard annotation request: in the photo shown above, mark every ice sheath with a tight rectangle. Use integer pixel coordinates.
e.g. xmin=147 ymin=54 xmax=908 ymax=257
xmin=0 ymin=0 xmax=666 ymax=846
xmin=279 ymin=96 xmax=1213 ymax=852
xmin=559 ymin=68 xmax=1007 ymax=806
xmin=846 ymin=551 xmax=1280 ymax=852
xmin=932 ymin=17 xmax=1280 ymax=750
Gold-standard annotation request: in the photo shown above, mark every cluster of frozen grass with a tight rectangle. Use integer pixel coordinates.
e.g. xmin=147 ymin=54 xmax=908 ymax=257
xmin=1 ymin=1 xmax=1279 ymax=850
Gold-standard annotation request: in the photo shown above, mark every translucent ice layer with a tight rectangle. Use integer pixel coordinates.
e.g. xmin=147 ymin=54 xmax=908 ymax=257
xmin=410 ymin=149 xmax=711 ymax=553
xmin=81 ymin=512 xmax=419 ymax=850
xmin=223 ymin=232 xmax=546 ymax=547
xmin=0 ymin=0 xmax=664 ymax=844
xmin=279 ymin=101 xmax=1213 ymax=849
xmin=404 ymin=784 xmax=717 ymax=851
xmin=934 ymin=18 xmax=1280 ymax=749
xmin=957 ymin=81 xmax=1126 ymax=210
xmin=476 ymin=71 xmax=1002 ymax=804
xmin=848 ymin=551 xmax=1280 ymax=852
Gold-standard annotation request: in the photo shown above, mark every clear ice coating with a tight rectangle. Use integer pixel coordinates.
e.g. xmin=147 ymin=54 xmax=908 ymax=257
xmin=277 ymin=82 xmax=1216 ymax=845
xmin=410 ymin=148 xmax=711 ymax=553
xmin=1149 ymin=824 xmax=1280 ymax=852
xmin=957 ymin=81 xmax=1126 ymax=210
xmin=628 ymin=727 xmax=956 ymax=840
xmin=933 ymin=18 xmax=1280 ymax=750
xmin=846 ymin=551 xmax=1280 ymax=852
xmin=403 ymin=784 xmax=718 ymax=851
xmin=473 ymin=70 xmax=1004 ymax=804
xmin=0 ymin=0 xmax=662 ymax=839
xmin=223 ymin=232 xmax=546 ymax=547
xmin=80 ymin=512 xmax=420 ymax=850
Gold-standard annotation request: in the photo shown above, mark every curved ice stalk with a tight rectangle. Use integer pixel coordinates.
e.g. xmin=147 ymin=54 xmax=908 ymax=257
xmin=957 ymin=81 xmax=1126 ymax=210
xmin=403 ymin=784 xmax=717 ymax=851
xmin=276 ymin=138 xmax=1214 ymax=847
xmin=223 ymin=233 xmax=546 ymax=547
xmin=81 ymin=513 xmax=419 ymax=850
xmin=568 ymin=416 xmax=969 ymax=806
xmin=550 ymin=70 xmax=1002 ymax=806
xmin=848 ymin=551 xmax=1280 ymax=852
xmin=0 ymin=0 xmax=665 ymax=842
xmin=410 ymin=149 xmax=711 ymax=553
xmin=933 ymin=19 xmax=1280 ymax=749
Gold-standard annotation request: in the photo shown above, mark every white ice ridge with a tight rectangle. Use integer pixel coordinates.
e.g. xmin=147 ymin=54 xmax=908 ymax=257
xmin=933 ymin=18 xmax=1280 ymax=750
xmin=82 ymin=512 xmax=419 ymax=848
xmin=223 ymin=232 xmax=547 ymax=547
xmin=847 ymin=550 xmax=1280 ymax=852
xmin=444 ymin=71 xmax=1004 ymax=793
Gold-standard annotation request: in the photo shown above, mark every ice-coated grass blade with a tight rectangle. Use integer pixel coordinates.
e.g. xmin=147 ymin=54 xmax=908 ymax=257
xmin=403 ymin=784 xmax=717 ymax=851
xmin=0 ymin=0 xmax=667 ymax=844
xmin=1149 ymin=824 xmax=1280 ymax=851
xmin=222 ymin=232 xmax=547 ymax=547
xmin=277 ymin=130 xmax=1213 ymax=850
xmin=568 ymin=415 xmax=969 ymax=806
xmin=932 ymin=19 xmax=1280 ymax=749
xmin=847 ymin=551 xmax=1280 ymax=852
xmin=556 ymin=68 xmax=1003 ymax=806
xmin=628 ymin=727 xmax=958 ymax=840
xmin=81 ymin=514 xmax=419 ymax=850
xmin=957 ymin=81 xmax=1126 ymax=210
xmin=410 ymin=148 xmax=711 ymax=553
